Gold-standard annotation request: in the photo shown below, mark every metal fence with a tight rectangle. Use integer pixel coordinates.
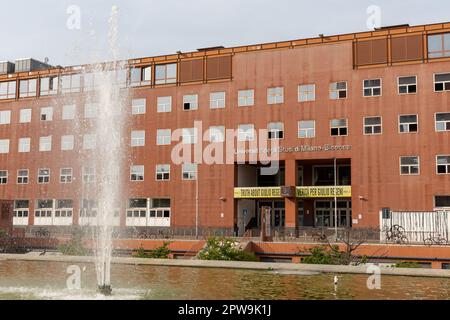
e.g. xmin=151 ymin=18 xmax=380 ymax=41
xmin=380 ymin=211 xmax=450 ymax=244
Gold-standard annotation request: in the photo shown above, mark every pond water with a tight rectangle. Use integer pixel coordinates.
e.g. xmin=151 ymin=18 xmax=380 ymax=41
xmin=0 ymin=260 xmax=449 ymax=300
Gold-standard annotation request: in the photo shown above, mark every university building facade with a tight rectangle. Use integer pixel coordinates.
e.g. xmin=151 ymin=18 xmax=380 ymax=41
xmin=0 ymin=22 xmax=450 ymax=237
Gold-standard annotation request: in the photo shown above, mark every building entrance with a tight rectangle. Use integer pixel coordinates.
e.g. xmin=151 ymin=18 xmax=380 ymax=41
xmin=257 ymin=200 xmax=285 ymax=228
xmin=314 ymin=200 xmax=352 ymax=228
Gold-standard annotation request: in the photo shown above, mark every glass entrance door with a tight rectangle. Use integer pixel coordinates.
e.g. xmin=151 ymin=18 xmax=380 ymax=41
xmin=314 ymin=200 xmax=352 ymax=228
xmin=257 ymin=200 xmax=285 ymax=228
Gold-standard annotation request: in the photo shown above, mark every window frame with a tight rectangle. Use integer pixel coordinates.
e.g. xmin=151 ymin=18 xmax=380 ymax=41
xmin=298 ymin=84 xmax=316 ymax=102
xmin=238 ymin=89 xmax=255 ymax=107
xmin=363 ymin=116 xmax=383 ymax=135
xmin=183 ymin=94 xmax=198 ymax=111
xmin=363 ymin=78 xmax=382 ymax=97
xmin=298 ymin=120 xmax=316 ymax=138
xmin=267 ymin=87 xmax=284 ymax=105
xmin=436 ymin=155 xmax=450 ymax=175
xmin=156 ymin=164 xmax=171 ymax=181
xmin=17 ymin=169 xmax=29 ymax=185
xmin=156 ymin=129 xmax=172 ymax=146
xmin=329 ymin=81 xmax=347 ymax=100
xmin=60 ymin=168 xmax=73 ymax=184
xmin=210 ymin=92 xmax=226 ymax=109
xmin=37 ymin=168 xmax=50 ymax=184
xmin=399 ymin=156 xmax=420 ymax=176
xmin=397 ymin=75 xmax=418 ymax=95
xmin=330 ymin=119 xmax=349 ymax=137
xmin=182 ymin=163 xmax=198 ymax=181
xmin=130 ymin=165 xmax=145 ymax=182
xmin=433 ymin=73 xmax=450 ymax=92
xmin=399 ymin=114 xmax=419 ymax=133
xmin=435 ymin=112 xmax=450 ymax=132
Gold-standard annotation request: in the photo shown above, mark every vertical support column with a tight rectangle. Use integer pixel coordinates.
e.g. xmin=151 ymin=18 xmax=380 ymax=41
xmin=284 ymin=159 xmax=298 ymax=236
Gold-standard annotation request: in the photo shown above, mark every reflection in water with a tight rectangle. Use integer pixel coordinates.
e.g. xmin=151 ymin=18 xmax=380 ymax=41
xmin=0 ymin=260 xmax=449 ymax=300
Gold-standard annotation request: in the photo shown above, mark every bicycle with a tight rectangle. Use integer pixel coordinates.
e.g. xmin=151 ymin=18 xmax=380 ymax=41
xmin=384 ymin=225 xmax=409 ymax=244
xmin=423 ymin=233 xmax=448 ymax=247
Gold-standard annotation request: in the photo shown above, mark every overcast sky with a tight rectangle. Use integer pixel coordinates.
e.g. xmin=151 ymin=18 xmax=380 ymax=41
xmin=0 ymin=0 xmax=449 ymax=67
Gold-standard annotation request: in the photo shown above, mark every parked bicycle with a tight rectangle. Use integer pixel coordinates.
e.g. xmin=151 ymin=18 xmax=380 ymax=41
xmin=423 ymin=233 xmax=448 ymax=247
xmin=384 ymin=225 xmax=409 ymax=244
xmin=34 ymin=228 xmax=51 ymax=239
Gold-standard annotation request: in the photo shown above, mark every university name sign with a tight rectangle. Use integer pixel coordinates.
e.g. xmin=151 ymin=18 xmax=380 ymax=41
xmin=235 ymin=144 xmax=352 ymax=155
xmin=234 ymin=186 xmax=352 ymax=199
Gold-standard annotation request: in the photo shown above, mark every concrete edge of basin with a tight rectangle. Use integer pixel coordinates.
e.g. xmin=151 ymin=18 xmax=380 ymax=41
xmin=1 ymin=253 xmax=450 ymax=278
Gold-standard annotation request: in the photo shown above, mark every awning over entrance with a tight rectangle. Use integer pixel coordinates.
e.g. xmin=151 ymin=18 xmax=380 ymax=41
xmin=234 ymin=186 xmax=352 ymax=199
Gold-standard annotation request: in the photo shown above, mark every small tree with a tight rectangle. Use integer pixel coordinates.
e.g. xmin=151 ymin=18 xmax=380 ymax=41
xmin=197 ymin=237 xmax=257 ymax=261
xmin=134 ymin=242 xmax=172 ymax=259
xmin=332 ymin=228 xmax=376 ymax=265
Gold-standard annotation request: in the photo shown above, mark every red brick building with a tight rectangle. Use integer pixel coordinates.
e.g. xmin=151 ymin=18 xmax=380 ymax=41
xmin=0 ymin=22 xmax=449 ymax=237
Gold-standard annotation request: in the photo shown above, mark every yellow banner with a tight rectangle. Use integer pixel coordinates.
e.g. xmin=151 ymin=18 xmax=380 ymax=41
xmin=296 ymin=186 xmax=351 ymax=198
xmin=234 ymin=186 xmax=351 ymax=199
xmin=234 ymin=187 xmax=282 ymax=199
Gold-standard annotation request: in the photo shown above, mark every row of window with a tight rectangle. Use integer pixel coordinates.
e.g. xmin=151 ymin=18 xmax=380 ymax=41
xmin=0 ymin=112 xmax=448 ymax=153
xmin=2 ymin=72 xmax=450 ymax=102
xmin=0 ymin=164 xmax=198 ymax=185
xmin=0 ymin=154 xmax=448 ymax=187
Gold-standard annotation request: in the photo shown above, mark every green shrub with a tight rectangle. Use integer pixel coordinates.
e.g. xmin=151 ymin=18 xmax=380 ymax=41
xmin=58 ymin=236 xmax=88 ymax=256
xmin=197 ymin=237 xmax=257 ymax=261
xmin=394 ymin=261 xmax=421 ymax=268
xmin=134 ymin=242 xmax=171 ymax=259
xmin=301 ymin=245 xmax=345 ymax=265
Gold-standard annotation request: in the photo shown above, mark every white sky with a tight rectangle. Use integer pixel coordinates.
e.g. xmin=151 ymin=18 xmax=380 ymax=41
xmin=0 ymin=0 xmax=449 ymax=66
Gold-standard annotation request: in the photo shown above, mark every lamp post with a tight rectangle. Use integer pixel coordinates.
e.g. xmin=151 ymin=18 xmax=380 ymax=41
xmin=334 ymin=157 xmax=338 ymax=242
xmin=195 ymin=165 xmax=199 ymax=239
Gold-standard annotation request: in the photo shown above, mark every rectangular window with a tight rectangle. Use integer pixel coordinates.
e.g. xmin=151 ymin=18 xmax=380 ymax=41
xmin=0 ymin=139 xmax=9 ymax=153
xmin=157 ymin=129 xmax=171 ymax=145
xmin=238 ymin=89 xmax=254 ymax=107
xmin=0 ymin=110 xmax=11 ymax=125
xmin=399 ymin=115 xmax=418 ymax=133
xmin=298 ymin=84 xmax=315 ymax=102
xmin=83 ymin=72 xmax=101 ymax=92
xmin=19 ymin=109 xmax=31 ymax=123
xmin=131 ymin=98 xmax=146 ymax=115
xmin=40 ymin=76 xmax=59 ymax=96
xmin=61 ymin=74 xmax=81 ymax=94
xmin=182 ymin=163 xmax=197 ymax=180
xmin=436 ymin=155 xmax=450 ymax=174
xmin=82 ymin=167 xmax=95 ymax=183
xmin=0 ymin=81 xmax=16 ymax=100
xmin=210 ymin=92 xmax=226 ymax=109
xmin=268 ymin=122 xmax=284 ymax=140
xmin=19 ymin=79 xmax=37 ymax=98
xmin=130 ymin=165 xmax=145 ymax=181
xmin=0 ymin=170 xmax=7 ymax=184
xmin=39 ymin=136 xmax=52 ymax=152
xmin=18 ymin=138 xmax=31 ymax=153
xmin=156 ymin=164 xmax=170 ymax=181
xmin=182 ymin=128 xmax=198 ymax=144
xmin=130 ymin=66 xmax=151 ymax=87
xmin=267 ymin=87 xmax=284 ymax=104
xmin=435 ymin=195 xmax=450 ymax=208
xmin=60 ymin=168 xmax=73 ymax=183
xmin=209 ymin=126 xmax=225 ymax=143
xmin=155 ymin=63 xmax=177 ymax=84
xmin=131 ymin=130 xmax=145 ymax=147
xmin=183 ymin=94 xmax=198 ymax=111
xmin=363 ymin=79 xmax=382 ymax=97
xmin=435 ymin=112 xmax=450 ymax=131
xmin=157 ymin=96 xmax=172 ymax=113
xmin=40 ymin=107 xmax=53 ymax=121
xmin=329 ymin=81 xmax=347 ymax=99
xmin=434 ymin=73 xmax=450 ymax=92
xmin=84 ymin=103 xmax=98 ymax=119
xmin=238 ymin=124 xmax=255 ymax=142
xmin=428 ymin=33 xmax=450 ymax=58
xmin=62 ymin=104 xmax=76 ymax=120
xmin=61 ymin=135 xmax=74 ymax=151
xmin=400 ymin=156 xmax=420 ymax=175
xmin=398 ymin=76 xmax=417 ymax=94
xmin=83 ymin=134 xmax=96 ymax=150
xmin=38 ymin=168 xmax=50 ymax=184
xmin=17 ymin=169 xmax=28 ymax=184
xmin=330 ymin=119 xmax=348 ymax=136
xmin=298 ymin=120 xmax=315 ymax=138
xmin=363 ymin=116 xmax=382 ymax=135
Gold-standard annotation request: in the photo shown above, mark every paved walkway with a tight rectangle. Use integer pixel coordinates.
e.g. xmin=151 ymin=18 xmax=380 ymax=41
xmin=1 ymin=253 xmax=450 ymax=278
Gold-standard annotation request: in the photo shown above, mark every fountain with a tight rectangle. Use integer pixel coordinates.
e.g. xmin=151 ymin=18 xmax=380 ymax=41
xmin=81 ymin=5 xmax=128 ymax=296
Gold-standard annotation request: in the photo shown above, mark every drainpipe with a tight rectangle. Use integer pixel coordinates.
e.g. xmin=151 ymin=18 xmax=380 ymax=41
xmin=195 ymin=166 xmax=199 ymax=239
